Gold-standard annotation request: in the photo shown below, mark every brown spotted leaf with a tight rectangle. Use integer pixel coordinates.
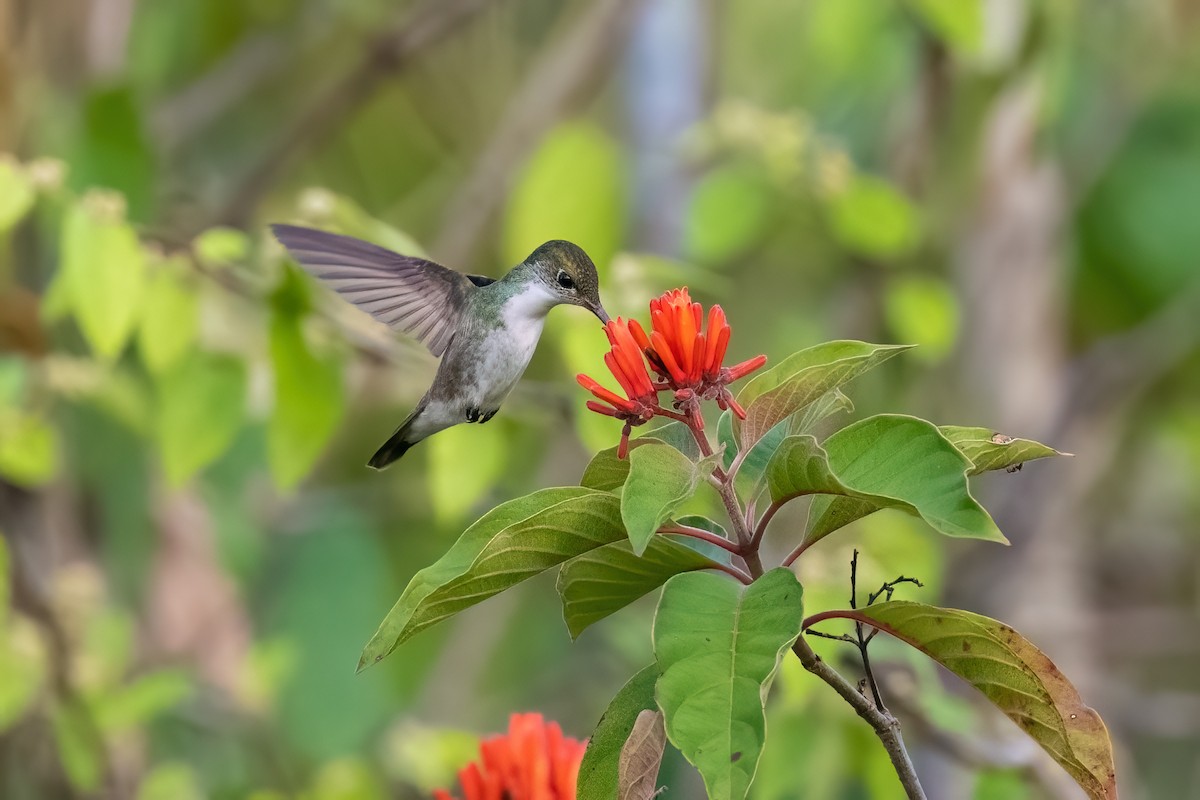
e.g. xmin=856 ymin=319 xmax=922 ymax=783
xmin=805 ymin=601 xmax=1117 ymax=800
xmin=618 ymin=710 xmax=666 ymax=800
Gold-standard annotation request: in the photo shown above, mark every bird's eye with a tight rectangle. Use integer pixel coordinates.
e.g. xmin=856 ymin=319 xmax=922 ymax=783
xmin=556 ymin=270 xmax=575 ymax=290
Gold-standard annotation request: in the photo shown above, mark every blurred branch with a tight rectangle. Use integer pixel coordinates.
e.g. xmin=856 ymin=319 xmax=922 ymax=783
xmin=431 ymin=0 xmax=644 ymax=266
xmin=205 ymin=0 xmax=498 ymax=232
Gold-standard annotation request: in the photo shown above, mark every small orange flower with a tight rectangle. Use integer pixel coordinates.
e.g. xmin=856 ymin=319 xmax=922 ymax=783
xmin=577 ymin=318 xmax=660 ymax=457
xmin=433 ymin=713 xmax=586 ymax=800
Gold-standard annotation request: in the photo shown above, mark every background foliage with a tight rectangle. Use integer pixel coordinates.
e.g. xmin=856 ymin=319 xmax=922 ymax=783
xmin=2 ymin=0 xmax=1199 ymax=797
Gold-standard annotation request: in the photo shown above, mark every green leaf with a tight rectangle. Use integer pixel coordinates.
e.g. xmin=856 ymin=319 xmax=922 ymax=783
xmin=0 ymin=411 xmax=58 ymax=487
xmin=780 ymin=416 xmax=1006 ymax=548
xmin=735 ymin=340 xmax=910 ymax=449
xmin=908 ymin=0 xmax=983 ymax=55
xmin=557 ymin=536 xmax=725 ymax=639
xmin=58 ymin=195 xmax=148 ymax=360
xmin=810 ymin=602 xmax=1117 ymax=800
xmin=684 ymin=164 xmax=772 ymax=264
xmin=0 ymin=157 xmax=35 ymax=232
xmin=884 ymin=276 xmax=960 ymax=363
xmin=654 ymin=569 xmax=805 ymax=800
xmin=52 ymin=702 xmax=103 ymax=791
xmin=504 ymin=121 xmax=626 ymax=271
xmin=790 ymin=388 xmax=854 ymax=434
xmin=137 ymin=258 xmax=199 ymax=373
xmin=939 ymin=426 xmax=1069 ymax=476
xmin=94 ymin=669 xmax=192 ymax=732
xmin=826 ymin=173 xmax=920 ymax=258
xmin=578 ymin=665 xmax=659 ymax=800
xmin=359 ymin=488 xmax=624 ymax=670
xmin=622 ymin=445 xmax=716 ymax=556
xmin=155 ymin=350 xmax=246 ymax=486
xmin=580 ymin=438 xmax=667 ymax=493
xmin=268 ymin=309 xmax=344 ymax=490
xmin=194 ymin=226 xmax=251 ymax=267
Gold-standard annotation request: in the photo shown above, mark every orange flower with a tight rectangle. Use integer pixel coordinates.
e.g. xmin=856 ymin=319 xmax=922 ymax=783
xmin=577 ymin=318 xmax=661 ymax=456
xmin=433 ymin=713 xmax=586 ymax=800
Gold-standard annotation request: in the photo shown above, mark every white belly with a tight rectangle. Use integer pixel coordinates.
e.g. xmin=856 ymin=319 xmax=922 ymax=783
xmin=474 ymin=316 xmax=544 ymax=408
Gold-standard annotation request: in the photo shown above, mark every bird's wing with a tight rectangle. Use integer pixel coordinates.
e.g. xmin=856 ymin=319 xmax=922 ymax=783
xmin=271 ymin=224 xmax=475 ymax=357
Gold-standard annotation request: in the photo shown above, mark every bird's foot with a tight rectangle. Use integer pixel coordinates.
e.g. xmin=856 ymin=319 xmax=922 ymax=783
xmin=480 ymin=410 xmax=497 ymax=424
xmin=465 ymin=406 xmax=481 ymax=423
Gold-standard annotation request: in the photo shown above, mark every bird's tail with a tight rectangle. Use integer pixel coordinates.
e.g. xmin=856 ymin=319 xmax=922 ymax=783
xmin=367 ymin=405 xmax=424 ymax=470
xmin=367 ymin=430 xmax=415 ymax=470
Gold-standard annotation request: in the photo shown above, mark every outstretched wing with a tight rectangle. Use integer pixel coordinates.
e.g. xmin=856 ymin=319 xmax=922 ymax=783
xmin=271 ymin=224 xmax=477 ymax=357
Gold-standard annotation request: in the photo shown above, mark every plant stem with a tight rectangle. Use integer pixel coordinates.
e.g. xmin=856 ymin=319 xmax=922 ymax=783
xmin=658 ymin=525 xmax=741 ymax=555
xmin=751 ymin=499 xmax=783 ymax=549
xmin=707 ymin=561 xmax=753 ymax=585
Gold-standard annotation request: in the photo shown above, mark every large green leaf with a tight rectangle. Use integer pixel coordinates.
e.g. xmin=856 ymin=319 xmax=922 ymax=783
xmin=621 ymin=445 xmax=717 ymax=556
xmin=735 ymin=341 xmax=910 ymax=449
xmin=939 ymin=426 xmax=1068 ymax=476
xmin=58 ymin=196 xmax=147 ymax=360
xmin=654 ymin=569 xmax=805 ymax=800
xmin=359 ymin=488 xmax=624 ymax=670
xmin=155 ymin=351 xmax=246 ymax=486
xmin=807 ymin=602 xmax=1117 ymax=800
xmin=557 ymin=536 xmax=725 ymax=639
xmin=777 ymin=415 xmax=1006 ymax=548
xmin=578 ymin=665 xmax=659 ymax=800
xmin=268 ymin=309 xmax=344 ymax=490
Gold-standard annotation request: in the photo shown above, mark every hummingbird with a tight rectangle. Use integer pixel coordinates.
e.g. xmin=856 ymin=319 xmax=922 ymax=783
xmin=271 ymin=225 xmax=610 ymax=469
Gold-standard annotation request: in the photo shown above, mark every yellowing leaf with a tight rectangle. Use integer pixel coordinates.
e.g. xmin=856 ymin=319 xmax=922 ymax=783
xmin=58 ymin=195 xmax=148 ymax=360
xmin=138 ymin=259 xmax=199 ymax=373
xmin=808 ymin=602 xmax=1117 ymax=800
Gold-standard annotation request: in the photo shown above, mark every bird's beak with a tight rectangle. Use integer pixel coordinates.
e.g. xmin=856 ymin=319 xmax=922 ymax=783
xmin=592 ymin=304 xmax=611 ymax=325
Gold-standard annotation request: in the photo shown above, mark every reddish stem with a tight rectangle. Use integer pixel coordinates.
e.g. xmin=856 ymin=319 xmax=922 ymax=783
xmin=658 ymin=525 xmax=741 ymax=555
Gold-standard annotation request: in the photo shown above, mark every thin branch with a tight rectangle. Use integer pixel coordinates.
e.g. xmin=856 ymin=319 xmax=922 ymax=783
xmin=657 ymin=524 xmax=740 ymax=555
xmin=751 ymin=499 xmax=783 ymax=549
xmin=205 ymin=0 xmax=496 ymax=232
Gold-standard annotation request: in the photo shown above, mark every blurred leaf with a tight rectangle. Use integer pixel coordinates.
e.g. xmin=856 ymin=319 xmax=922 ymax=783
xmin=138 ymin=259 xmax=199 ymax=373
xmin=622 ymin=444 xmax=717 ymax=555
xmin=194 ymin=226 xmax=251 ymax=268
xmin=557 ymin=535 xmax=724 ymax=639
xmin=654 ymin=569 xmax=804 ymax=800
xmin=58 ymin=195 xmax=148 ymax=360
xmin=811 ymin=602 xmax=1117 ymax=800
xmin=0 ymin=157 xmax=35 ymax=232
xmin=52 ymin=702 xmax=103 ymax=792
xmin=268 ymin=309 xmax=344 ymax=490
xmin=95 ymin=669 xmax=192 ymax=732
xmin=155 ymin=350 xmax=246 ymax=485
xmin=427 ymin=419 xmax=507 ymax=524
xmin=504 ymin=121 xmax=626 ymax=271
xmin=974 ymin=770 xmax=1031 ymax=800
xmin=136 ymin=762 xmax=205 ymax=800
xmin=883 ymin=275 xmax=959 ymax=362
xmin=296 ymin=189 xmax=428 ymax=258
xmin=940 ymin=426 xmax=1069 ymax=475
xmin=0 ymin=620 xmax=46 ymax=731
xmin=790 ymin=416 xmax=1006 ymax=547
xmin=384 ymin=723 xmax=480 ymax=793
xmin=0 ymin=411 xmax=59 ymax=487
xmin=359 ymin=488 xmax=624 ymax=670
xmin=68 ymin=86 xmax=155 ymax=221
xmin=578 ymin=665 xmax=659 ymax=800
xmin=826 ymin=174 xmax=919 ymax=258
xmin=684 ymin=164 xmax=772 ymax=264
xmin=618 ymin=709 xmax=666 ymax=800
xmin=735 ymin=340 xmax=911 ymax=449
xmin=309 ymin=758 xmax=387 ymax=800
xmin=908 ymin=0 xmax=983 ymax=55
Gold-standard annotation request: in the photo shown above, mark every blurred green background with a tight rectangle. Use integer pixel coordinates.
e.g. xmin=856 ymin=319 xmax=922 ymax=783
xmin=2 ymin=0 xmax=1199 ymax=798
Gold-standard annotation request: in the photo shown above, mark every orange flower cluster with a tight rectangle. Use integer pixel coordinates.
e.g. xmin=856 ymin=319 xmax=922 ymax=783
xmin=577 ymin=288 xmax=766 ymax=455
xmin=433 ymin=713 xmax=585 ymax=800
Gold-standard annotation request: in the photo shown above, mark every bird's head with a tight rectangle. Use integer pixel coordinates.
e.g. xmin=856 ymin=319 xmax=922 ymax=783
xmin=527 ymin=240 xmax=609 ymax=324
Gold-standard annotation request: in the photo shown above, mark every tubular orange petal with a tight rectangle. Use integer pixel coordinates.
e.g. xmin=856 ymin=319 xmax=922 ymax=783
xmin=726 ymin=354 xmax=767 ymax=382
xmin=586 ymin=400 xmax=621 ymax=417
xmin=650 ymin=330 xmax=687 ymax=384
xmin=727 ymin=394 xmax=747 ymax=419
xmin=603 ymin=352 xmax=637 ymax=397
xmin=628 ymin=318 xmax=652 ymax=351
xmin=690 ymin=334 xmax=706 ymax=383
xmin=711 ymin=324 xmax=732 ymax=372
